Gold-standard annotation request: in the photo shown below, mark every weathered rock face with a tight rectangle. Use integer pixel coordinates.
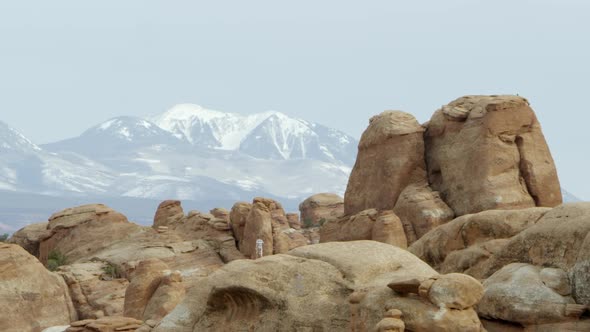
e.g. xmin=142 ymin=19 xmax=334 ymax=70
xmin=481 ymin=203 xmax=590 ymax=305
xmin=299 ymin=193 xmax=344 ymax=227
xmin=38 ymin=204 xmax=142 ymax=265
xmin=58 ymin=262 xmax=129 ymax=319
xmin=393 ymin=182 xmax=455 ymax=244
xmin=124 ymin=258 xmax=170 ymax=320
xmin=344 ymin=111 xmax=427 ymax=215
xmin=155 ymin=241 xmax=485 ymax=332
xmin=0 ymin=244 xmax=77 ymax=332
xmin=478 ymin=263 xmax=581 ymax=325
xmin=425 ymin=95 xmax=562 ymax=216
xmin=409 ymin=208 xmax=550 ymax=278
xmin=7 ymin=221 xmax=50 ymax=257
xmin=229 ymin=202 xmax=251 ymax=244
xmin=150 ymin=200 xmax=245 ymax=264
xmin=143 ymin=271 xmax=186 ymax=322
xmin=286 ymin=213 xmax=301 ymax=230
xmin=342 ymin=111 xmax=454 ymax=244
xmin=123 ymin=258 xmax=186 ymax=323
xmin=232 ymin=197 xmax=308 ymax=258
xmin=153 ymin=200 xmax=184 ymax=229
xmin=320 ymin=209 xmax=408 ymax=248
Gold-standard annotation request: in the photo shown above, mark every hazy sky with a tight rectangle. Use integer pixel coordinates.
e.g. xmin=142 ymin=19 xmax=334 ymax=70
xmin=0 ymin=1 xmax=589 ymax=198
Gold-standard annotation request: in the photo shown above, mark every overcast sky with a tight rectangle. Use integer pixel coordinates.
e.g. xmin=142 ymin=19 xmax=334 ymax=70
xmin=0 ymin=1 xmax=589 ymax=199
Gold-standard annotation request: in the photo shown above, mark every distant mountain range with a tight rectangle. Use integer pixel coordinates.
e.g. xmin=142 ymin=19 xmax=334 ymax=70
xmin=0 ymin=104 xmax=582 ymax=234
xmin=0 ymin=105 xmax=357 ymax=232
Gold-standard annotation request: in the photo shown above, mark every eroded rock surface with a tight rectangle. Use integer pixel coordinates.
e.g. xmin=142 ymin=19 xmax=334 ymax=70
xmin=299 ymin=193 xmax=344 ymax=227
xmin=320 ymin=209 xmax=408 ymax=248
xmin=425 ymin=95 xmax=562 ymax=216
xmin=155 ymin=241 xmax=485 ymax=332
xmin=0 ymin=244 xmax=77 ymax=332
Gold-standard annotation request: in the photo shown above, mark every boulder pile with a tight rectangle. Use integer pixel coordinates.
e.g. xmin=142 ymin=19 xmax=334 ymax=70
xmin=6 ymin=95 xmax=589 ymax=332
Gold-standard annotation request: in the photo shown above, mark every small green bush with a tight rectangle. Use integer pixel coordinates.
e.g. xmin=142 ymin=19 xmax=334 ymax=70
xmin=102 ymin=262 xmax=122 ymax=279
xmin=0 ymin=233 xmax=8 ymax=242
xmin=47 ymin=250 xmax=67 ymax=271
xmin=303 ymin=218 xmax=314 ymax=228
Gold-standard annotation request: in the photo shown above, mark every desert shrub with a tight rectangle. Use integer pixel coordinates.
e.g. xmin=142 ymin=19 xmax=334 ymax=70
xmin=0 ymin=233 xmax=8 ymax=242
xmin=47 ymin=250 xmax=67 ymax=271
xmin=102 ymin=262 xmax=122 ymax=279
xmin=303 ymin=218 xmax=314 ymax=228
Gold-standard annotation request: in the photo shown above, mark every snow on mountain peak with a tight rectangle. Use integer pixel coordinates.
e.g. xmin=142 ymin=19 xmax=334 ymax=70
xmin=151 ymin=104 xmax=358 ymax=162
xmin=0 ymin=121 xmax=41 ymax=153
xmin=153 ymin=104 xmax=287 ymax=149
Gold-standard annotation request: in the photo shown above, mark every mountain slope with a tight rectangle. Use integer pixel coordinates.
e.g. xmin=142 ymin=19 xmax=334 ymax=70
xmin=152 ymin=104 xmax=358 ymax=163
xmin=43 ymin=116 xmax=184 ymax=157
xmin=0 ymin=121 xmax=41 ymax=154
xmin=152 ymin=104 xmax=273 ymax=149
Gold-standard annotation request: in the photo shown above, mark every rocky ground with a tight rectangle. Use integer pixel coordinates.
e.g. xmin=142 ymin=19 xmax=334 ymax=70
xmin=2 ymin=95 xmax=589 ymax=331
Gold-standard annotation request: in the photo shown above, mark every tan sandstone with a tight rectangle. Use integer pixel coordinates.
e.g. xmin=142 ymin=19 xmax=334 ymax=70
xmin=425 ymin=95 xmax=562 ymax=216
xmin=0 ymin=244 xmax=77 ymax=332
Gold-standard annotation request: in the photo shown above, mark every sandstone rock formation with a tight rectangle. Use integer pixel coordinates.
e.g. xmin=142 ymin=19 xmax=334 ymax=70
xmin=320 ymin=209 xmax=408 ymax=248
xmin=231 ymin=197 xmax=307 ymax=258
xmin=478 ymin=263 xmax=583 ymax=325
xmin=124 ymin=258 xmax=185 ymax=322
xmin=342 ymin=111 xmax=454 ymax=244
xmin=409 ymin=208 xmax=550 ymax=277
xmin=58 ymin=262 xmax=129 ymax=319
xmin=150 ymin=200 xmax=244 ymax=263
xmin=480 ymin=203 xmax=590 ymax=304
xmin=299 ymin=193 xmax=344 ymax=227
xmin=155 ymin=241 xmax=485 ymax=332
xmin=38 ymin=204 xmax=141 ymax=265
xmin=0 ymin=244 xmax=77 ymax=332
xmin=375 ymin=309 xmax=405 ymax=332
xmin=425 ymin=95 xmax=562 ymax=216
xmin=7 ymin=221 xmax=49 ymax=257
xmin=153 ymin=200 xmax=184 ymax=229
xmin=344 ymin=111 xmax=427 ymax=214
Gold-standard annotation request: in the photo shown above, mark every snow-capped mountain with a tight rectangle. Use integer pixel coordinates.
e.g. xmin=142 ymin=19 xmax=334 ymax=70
xmin=43 ymin=116 xmax=184 ymax=157
xmin=152 ymin=104 xmax=357 ymax=163
xmin=0 ymin=121 xmax=41 ymax=154
xmin=19 ymin=105 xmax=357 ymax=205
xmin=152 ymin=104 xmax=274 ymax=149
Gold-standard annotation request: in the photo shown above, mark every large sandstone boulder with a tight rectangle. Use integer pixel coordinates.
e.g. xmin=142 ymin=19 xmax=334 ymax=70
xmin=124 ymin=258 xmax=185 ymax=322
xmin=409 ymin=208 xmax=550 ymax=277
xmin=299 ymin=193 xmax=344 ymax=228
xmin=7 ymin=221 xmax=50 ymax=257
xmin=153 ymin=200 xmax=184 ymax=229
xmin=425 ymin=95 xmax=562 ymax=216
xmin=344 ymin=111 xmax=427 ymax=215
xmin=480 ymin=203 xmax=590 ymax=305
xmin=0 ymin=244 xmax=77 ymax=332
xmin=229 ymin=201 xmax=251 ymax=243
xmin=478 ymin=263 xmax=581 ymax=325
xmin=342 ymin=111 xmax=454 ymax=244
xmin=320 ymin=209 xmax=408 ymax=248
xmin=393 ymin=182 xmax=455 ymax=244
xmin=124 ymin=258 xmax=170 ymax=319
xmin=38 ymin=204 xmax=142 ymax=265
xmin=155 ymin=241 xmax=484 ymax=332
